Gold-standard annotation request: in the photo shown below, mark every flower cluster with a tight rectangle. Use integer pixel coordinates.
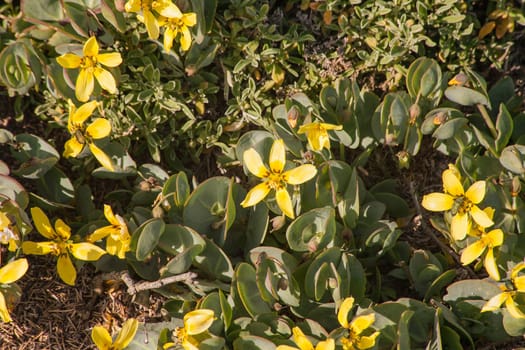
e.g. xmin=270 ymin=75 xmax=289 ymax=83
xmin=22 ymin=207 xmax=107 ymax=286
xmin=125 ymin=0 xmax=196 ymax=52
xmin=422 ymin=165 xmax=503 ymax=279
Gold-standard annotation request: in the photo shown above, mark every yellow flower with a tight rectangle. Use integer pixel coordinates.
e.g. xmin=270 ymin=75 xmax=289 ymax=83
xmin=338 ymin=297 xmax=379 ymax=350
xmin=88 ymin=205 xmax=131 ymax=259
xmin=56 ymin=36 xmax=122 ymax=102
xmin=421 ymin=167 xmax=493 ymax=240
xmin=22 ymin=207 xmax=106 ymax=286
xmin=125 ymin=0 xmax=182 ymax=40
xmin=461 ymin=228 xmax=503 ymax=281
xmin=0 ymin=258 xmax=28 ymax=322
xmin=92 ymin=318 xmax=139 ymax=350
xmin=482 ymin=262 xmax=525 ymax=319
xmin=241 ymin=139 xmax=317 ymax=219
xmin=0 ymin=212 xmax=19 ymax=252
xmin=63 ymin=100 xmax=115 ymax=171
xmin=297 ymin=122 xmax=343 ymax=151
xmin=158 ymin=10 xmax=197 ymax=51
xmin=276 ymin=327 xmax=335 ymax=350
xmin=174 ymin=309 xmax=215 ymax=350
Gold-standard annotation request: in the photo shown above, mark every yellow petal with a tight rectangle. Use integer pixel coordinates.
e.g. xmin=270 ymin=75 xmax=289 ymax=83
xmin=30 ymin=207 xmax=55 ymax=239
xmin=350 ymin=313 xmax=375 ymax=335
xmin=465 ymin=181 xmax=486 ymax=204
xmin=54 ymin=218 xmax=72 ymax=241
xmin=56 ymin=53 xmax=82 ymax=69
xmin=470 ymin=205 xmax=494 ymax=228
xmin=163 ymin=27 xmax=176 ymax=52
xmin=88 ymin=226 xmax=112 ymax=242
xmin=94 ymin=67 xmax=117 ymax=94
xmin=91 ymin=326 xmax=112 ymax=350
xmin=97 ymin=52 xmax=122 ymax=68
xmin=156 ymin=2 xmax=183 ymax=18
xmin=316 ymin=338 xmax=335 ymax=350
xmin=89 ymin=143 xmax=115 ymax=171
xmin=57 ymin=254 xmax=77 ymax=286
xmin=269 ymin=139 xmax=286 ymax=173
xmin=70 ymin=242 xmax=106 ymax=261
xmin=64 ymin=137 xmax=85 ymax=158
xmin=482 ymin=292 xmax=508 ymax=312
xmin=486 ymin=229 xmax=504 ymax=247
xmin=276 ymin=187 xmax=294 ymax=219
xmin=514 ymin=276 xmax=525 ymax=292
xmin=72 ymin=100 xmax=98 ymax=125
xmin=337 ymin=297 xmax=355 ymax=329
xmin=125 ymin=0 xmax=140 ymax=12
xmin=511 ymin=262 xmax=525 ymax=280
xmin=76 ymin=68 xmax=95 ymax=102
xmin=183 ymin=13 xmax=197 ymax=27
xmin=356 ymin=331 xmax=379 ymax=349
xmin=22 ymin=241 xmax=57 ymax=255
xmin=83 ymin=36 xmax=99 ymax=57
xmin=0 ymin=292 xmax=12 ymax=322
xmin=292 ymin=327 xmax=314 ymax=350
xmin=144 ymin=10 xmax=160 ymax=39
xmin=182 ymin=338 xmax=199 ymax=350
xmin=183 ymin=309 xmax=215 ymax=335
xmin=179 ymin=26 xmax=192 ymax=51
xmin=0 ymin=258 xmax=28 ymax=284
xmin=451 ymin=212 xmax=469 ymax=241
xmin=243 ymin=148 xmax=269 ymax=178
xmin=442 ymin=169 xmax=464 ymax=196
xmin=421 ymin=193 xmax=454 ymax=212
xmin=86 ymin=118 xmax=111 ymax=139
xmin=113 ymin=318 xmax=139 ymax=349
xmin=103 ymin=204 xmax=120 ymax=226
xmin=484 ymin=248 xmax=500 ymax=281
xmin=460 ymin=240 xmax=485 ymax=265
xmin=284 ymin=164 xmax=317 ymax=185
xmin=319 ymin=123 xmax=343 ymax=131
xmin=505 ymin=296 xmax=525 ymax=319
xmin=0 ymin=212 xmax=9 ymax=229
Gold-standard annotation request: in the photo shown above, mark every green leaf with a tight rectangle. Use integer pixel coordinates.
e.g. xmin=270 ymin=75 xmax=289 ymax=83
xmin=162 ymin=171 xmax=190 ymax=210
xmin=189 ymin=0 xmax=217 ymax=43
xmin=286 ymin=207 xmax=336 ymax=252
xmin=233 ymin=335 xmax=276 ymax=350
xmin=36 ymin=166 xmax=75 ymax=204
xmin=11 ymin=134 xmax=60 ymax=179
xmin=500 ymin=145 xmax=525 ymax=174
xmin=21 ymin=0 xmax=64 ymax=21
xmin=194 ymin=237 xmax=234 ymax=281
xmin=304 ymin=247 xmax=341 ymax=301
xmin=398 ymin=310 xmax=415 ymax=350
xmin=126 ymin=321 xmax=178 ymax=350
xmin=100 ymin=0 xmax=126 ymax=32
xmin=423 ymin=269 xmax=456 ymax=302
xmin=235 ymin=263 xmax=272 ymax=317
xmin=495 ymin=104 xmax=513 ymax=153
xmin=134 ymin=218 xmax=166 ymax=261
xmin=444 ymin=86 xmax=488 ymax=106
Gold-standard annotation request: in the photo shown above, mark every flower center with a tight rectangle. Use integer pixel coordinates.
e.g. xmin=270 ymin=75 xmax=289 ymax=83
xmin=80 ymin=56 xmax=97 ymax=69
xmin=266 ymin=171 xmax=287 ymax=190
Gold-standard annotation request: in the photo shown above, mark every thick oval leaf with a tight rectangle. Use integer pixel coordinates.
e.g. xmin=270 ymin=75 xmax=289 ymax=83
xmin=235 ymin=263 xmax=272 ymax=317
xmin=286 ymin=207 xmax=336 ymax=252
xmin=134 ymin=218 xmax=166 ymax=261
xmin=445 ymin=86 xmax=488 ymax=106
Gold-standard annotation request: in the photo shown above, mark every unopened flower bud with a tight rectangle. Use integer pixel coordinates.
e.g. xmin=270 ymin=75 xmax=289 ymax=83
xmin=409 ymin=103 xmax=421 ymax=124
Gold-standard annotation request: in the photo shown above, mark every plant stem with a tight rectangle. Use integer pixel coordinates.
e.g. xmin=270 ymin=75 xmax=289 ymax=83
xmin=476 ymin=103 xmax=497 ymax=139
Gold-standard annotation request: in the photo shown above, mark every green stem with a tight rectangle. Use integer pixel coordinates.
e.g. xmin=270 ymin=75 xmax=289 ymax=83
xmin=476 ymin=103 xmax=498 ymax=139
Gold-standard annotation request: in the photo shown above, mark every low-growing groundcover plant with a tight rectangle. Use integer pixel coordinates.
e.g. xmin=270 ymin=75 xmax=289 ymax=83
xmin=1 ymin=0 xmax=525 ymax=349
